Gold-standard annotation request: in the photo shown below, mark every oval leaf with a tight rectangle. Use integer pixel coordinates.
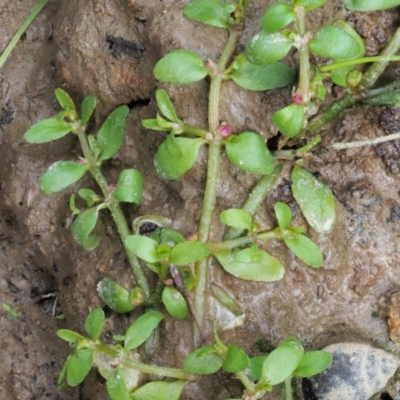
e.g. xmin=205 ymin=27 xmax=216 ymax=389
xmin=344 ymin=0 xmax=400 ymax=10
xmin=24 ymin=118 xmax=71 ymax=143
xmin=97 ymin=105 xmax=129 ymax=160
xmin=125 ymin=311 xmax=164 ymax=351
xmin=169 ymin=241 xmax=210 ymax=266
xmin=262 ymin=3 xmax=295 ymax=33
xmin=284 ymin=233 xmax=323 ymax=267
xmin=81 ymin=95 xmax=97 ymax=125
xmin=215 ymin=246 xmax=285 ymax=282
xmin=84 ymin=308 xmax=105 ymax=340
xmin=40 ymin=161 xmax=87 ymax=194
xmin=155 ymin=136 xmax=203 ymax=180
xmin=71 ymin=206 xmax=101 ymax=250
xmin=225 ymin=132 xmax=274 ymax=175
xmin=131 ymin=380 xmax=186 ymax=400
xmin=292 ymin=0 xmax=327 ymax=10
xmin=184 ymin=0 xmax=230 ymax=28
xmin=246 ymin=32 xmax=292 ymax=65
xmin=57 ymin=329 xmax=85 ymax=344
xmin=220 ymin=208 xmax=252 ymax=231
xmin=162 ymin=287 xmax=188 ymax=320
xmin=274 ymin=202 xmax=292 ymax=230
xmin=67 ymin=348 xmax=94 ymax=387
xmin=291 ymin=166 xmax=336 ymax=233
xmin=112 ymin=169 xmax=143 ymax=204
xmin=106 ymin=368 xmax=131 ymax=400
xmin=125 ymin=235 xmax=159 ymax=263
xmin=261 ymin=337 xmax=304 ymax=385
xmin=184 ymin=346 xmax=223 ymax=374
xmin=154 ymin=50 xmax=208 ymax=84
xmin=231 ymin=61 xmax=295 ymax=91
xmin=310 ymin=26 xmax=361 ymax=60
xmin=55 ymin=88 xmax=76 ymax=111
xmin=272 ymin=104 xmax=304 ymax=138
xmin=293 ymin=350 xmax=333 ymax=377
xmin=156 ymin=89 xmax=180 ymax=122
xmin=97 ymin=278 xmax=135 ymax=313
xmin=223 ymin=345 xmax=250 ymax=373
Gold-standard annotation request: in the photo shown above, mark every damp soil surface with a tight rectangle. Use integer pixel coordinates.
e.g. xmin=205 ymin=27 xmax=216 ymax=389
xmin=2 ymin=1 xmax=400 ymax=399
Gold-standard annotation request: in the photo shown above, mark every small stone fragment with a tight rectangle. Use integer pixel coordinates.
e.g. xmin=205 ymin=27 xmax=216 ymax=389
xmin=308 ymin=343 xmax=400 ymax=400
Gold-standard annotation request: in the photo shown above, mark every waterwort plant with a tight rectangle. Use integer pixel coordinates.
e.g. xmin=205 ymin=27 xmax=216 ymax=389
xmin=23 ymin=0 xmax=400 ymax=398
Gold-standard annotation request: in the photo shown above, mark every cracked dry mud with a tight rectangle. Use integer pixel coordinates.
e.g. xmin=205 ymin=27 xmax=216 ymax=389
xmin=2 ymin=1 xmax=400 ymax=399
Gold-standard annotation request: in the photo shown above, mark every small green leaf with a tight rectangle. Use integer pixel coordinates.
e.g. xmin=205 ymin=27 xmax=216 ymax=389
xmin=124 ymin=311 xmax=164 ymax=351
xmin=291 ymin=166 xmax=336 ymax=233
xmin=261 ymin=337 xmax=304 ymax=385
xmin=246 ymin=32 xmax=293 ymax=65
xmin=81 ymin=95 xmax=97 ymax=125
xmin=57 ymin=329 xmax=85 ymax=344
xmin=125 ymin=235 xmax=159 ymax=263
xmin=225 ymin=132 xmax=274 ymax=175
xmin=262 ymin=3 xmax=295 ymax=33
xmin=67 ymin=348 xmax=94 ymax=387
xmin=274 ymin=202 xmax=292 ymax=229
xmin=106 ymin=368 xmax=131 ymax=400
xmin=223 ymin=345 xmax=250 ymax=373
xmin=310 ymin=26 xmax=361 ymax=60
xmin=155 ymin=136 xmax=204 ymax=180
xmin=215 ymin=246 xmax=285 ymax=282
xmin=2 ymin=303 xmax=21 ymax=318
xmin=248 ymin=356 xmax=267 ymax=381
xmin=78 ymin=188 xmax=100 ymax=207
xmin=112 ymin=169 xmax=143 ymax=204
xmin=272 ymin=104 xmax=304 ymax=138
xmin=292 ymin=0 xmax=327 ymax=10
xmin=231 ymin=61 xmax=295 ymax=91
xmin=184 ymin=0 xmax=230 ymax=28
xmin=283 ymin=233 xmax=323 ymax=267
xmin=154 ymin=50 xmax=209 ymax=84
xmin=97 ymin=105 xmax=129 ymax=160
xmin=142 ymin=119 xmax=165 ymax=131
xmin=97 ymin=278 xmax=135 ymax=313
xmin=344 ymin=0 xmax=400 ymax=11
xmin=71 ymin=206 xmax=101 ymax=250
xmin=210 ymin=283 xmax=243 ymax=316
xmin=84 ymin=308 xmax=105 ymax=340
xmin=156 ymin=89 xmax=180 ymax=122
xmin=55 ymin=88 xmax=76 ymax=112
xmin=24 ymin=118 xmax=71 ymax=143
xmin=220 ymin=208 xmax=252 ymax=231
xmin=40 ymin=161 xmax=87 ymax=194
xmin=131 ymin=381 xmax=186 ymax=400
xmin=151 ymin=227 xmax=185 ymax=246
xmin=184 ymin=346 xmax=223 ymax=374
xmin=162 ymin=287 xmax=188 ymax=320
xmin=293 ymin=351 xmax=333 ymax=377
xmin=169 ymin=241 xmax=210 ymax=265
xmin=58 ymin=354 xmax=72 ymax=385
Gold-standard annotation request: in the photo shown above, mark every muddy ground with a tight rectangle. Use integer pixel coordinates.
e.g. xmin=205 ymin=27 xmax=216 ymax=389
xmin=2 ymin=1 xmax=400 ymax=399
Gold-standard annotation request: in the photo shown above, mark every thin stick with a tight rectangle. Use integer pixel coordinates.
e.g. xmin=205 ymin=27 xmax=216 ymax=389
xmin=0 ymin=0 xmax=48 ymax=69
xmin=328 ymin=131 xmax=400 ymax=150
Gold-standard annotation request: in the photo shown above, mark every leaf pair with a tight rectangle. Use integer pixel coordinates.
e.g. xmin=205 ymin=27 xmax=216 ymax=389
xmin=125 ymin=235 xmax=210 ymax=266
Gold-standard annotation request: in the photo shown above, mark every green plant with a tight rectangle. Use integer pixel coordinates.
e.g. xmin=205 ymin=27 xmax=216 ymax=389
xmin=23 ymin=0 xmax=400 ymax=398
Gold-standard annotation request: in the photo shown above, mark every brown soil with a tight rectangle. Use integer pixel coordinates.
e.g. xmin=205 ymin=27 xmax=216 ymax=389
xmin=1 ymin=1 xmax=400 ymax=399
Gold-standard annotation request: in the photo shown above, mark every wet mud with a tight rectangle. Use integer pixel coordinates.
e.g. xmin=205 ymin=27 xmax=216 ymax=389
xmin=1 ymin=1 xmax=400 ymax=399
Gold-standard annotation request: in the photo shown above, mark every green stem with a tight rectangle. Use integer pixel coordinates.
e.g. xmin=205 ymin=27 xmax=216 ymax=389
xmin=213 ymin=230 xmax=279 ymax=252
xmin=328 ymin=131 xmax=400 ymax=150
xmin=284 ymin=377 xmax=293 ymax=400
xmin=0 ymin=0 xmax=48 ymax=69
xmin=96 ymin=343 xmax=195 ymax=381
xmin=77 ymin=130 xmax=151 ymax=303
xmin=182 ymin=124 xmax=208 ymax=138
xmin=295 ymin=6 xmax=311 ymax=107
xmin=318 ymin=56 xmax=400 ymax=72
xmin=223 ymin=165 xmax=282 ymax=240
xmin=193 ymin=29 xmax=243 ymax=347
xmin=236 ymin=370 xmax=257 ymax=395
